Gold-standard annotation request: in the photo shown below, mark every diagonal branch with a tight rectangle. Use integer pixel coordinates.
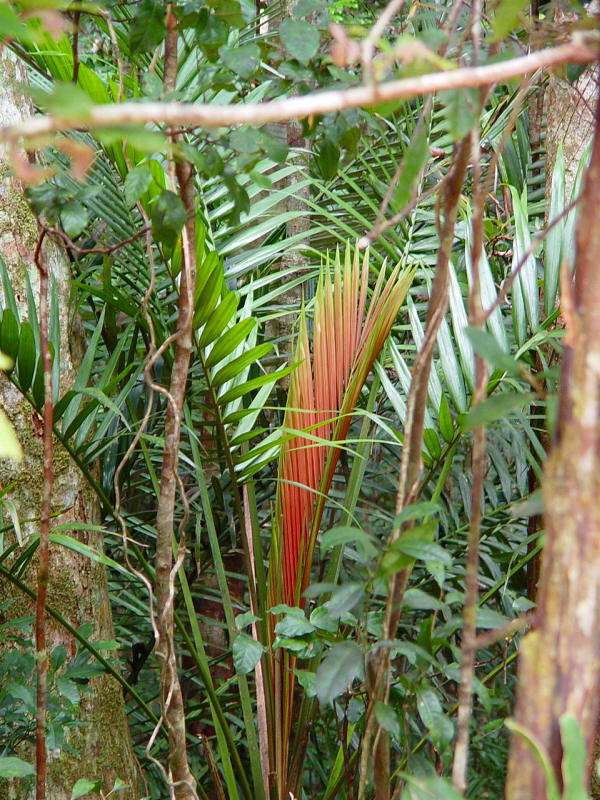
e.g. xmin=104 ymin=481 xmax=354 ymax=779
xmin=0 ymin=42 xmax=595 ymax=141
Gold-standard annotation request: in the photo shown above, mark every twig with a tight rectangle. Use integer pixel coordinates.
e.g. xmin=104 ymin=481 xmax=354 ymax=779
xmin=0 ymin=42 xmax=594 ymax=141
xmin=34 ymin=228 xmax=52 ymax=800
xmin=45 ymin=224 xmax=151 ymax=256
xmin=474 ymin=613 xmax=534 ymax=649
xmin=152 ymin=7 xmax=198 ymax=799
xmin=361 ymin=0 xmax=406 ymax=81
xmin=451 ymin=2 xmax=486 ymax=791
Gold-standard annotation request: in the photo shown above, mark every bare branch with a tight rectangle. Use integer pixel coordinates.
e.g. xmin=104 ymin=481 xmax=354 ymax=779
xmin=0 ymin=42 xmax=594 ymax=142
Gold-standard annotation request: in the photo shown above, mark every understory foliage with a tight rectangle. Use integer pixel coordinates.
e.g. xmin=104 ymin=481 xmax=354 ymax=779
xmin=0 ymin=1 xmax=597 ymax=800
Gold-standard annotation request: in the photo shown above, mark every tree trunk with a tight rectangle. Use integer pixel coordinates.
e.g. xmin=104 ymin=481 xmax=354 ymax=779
xmin=0 ymin=51 xmax=142 ymax=799
xmin=506 ymin=76 xmax=600 ymax=800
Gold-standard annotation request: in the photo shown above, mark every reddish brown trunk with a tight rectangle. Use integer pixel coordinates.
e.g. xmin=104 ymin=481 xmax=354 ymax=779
xmin=506 ymin=75 xmax=600 ymax=799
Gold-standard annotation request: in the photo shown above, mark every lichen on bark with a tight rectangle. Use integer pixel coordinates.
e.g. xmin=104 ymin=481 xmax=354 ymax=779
xmin=0 ymin=50 xmax=141 ymax=799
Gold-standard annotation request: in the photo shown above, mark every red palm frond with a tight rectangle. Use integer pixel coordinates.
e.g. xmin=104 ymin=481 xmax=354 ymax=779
xmin=275 ymin=244 xmax=415 ymax=606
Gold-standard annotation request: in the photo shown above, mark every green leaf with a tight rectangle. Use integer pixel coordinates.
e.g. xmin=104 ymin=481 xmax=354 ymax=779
xmin=315 ymin=641 xmax=364 ymax=706
xmin=71 ymin=778 xmax=101 ymax=799
xmin=232 ymin=632 xmax=264 ymax=674
xmin=235 ymin=611 xmax=259 ymax=629
xmin=61 ymin=201 xmax=89 ymax=239
xmin=309 ymin=606 xmax=338 ymax=633
xmin=465 ymin=326 xmax=521 ymax=376
xmin=393 ymin=501 xmax=439 ymax=526
xmin=392 ymin=530 xmax=451 ymax=566
xmin=375 ymin=701 xmax=400 ymax=738
xmin=0 ymin=756 xmax=35 ymax=779
xmin=417 ymin=688 xmax=454 ymax=747
xmin=124 ymin=164 xmax=154 ymax=206
xmin=324 ymin=583 xmax=364 ymax=618
xmin=505 ymin=719 xmax=560 ymax=800
xmin=151 ymin=191 xmax=186 ymax=249
xmin=111 ymin=779 xmax=130 ymax=793
xmin=220 ymin=42 xmax=261 ymax=78
xmin=438 ymin=394 xmax=454 ymax=442
xmin=217 ymin=366 xmax=293 ymax=405
xmin=476 ymin=607 xmax=509 ymax=629
xmin=280 ymin=19 xmax=320 ymax=64
xmin=319 ymin=525 xmax=377 ymax=559
xmin=275 ymin=610 xmax=315 ymax=637
xmin=294 ymin=0 xmax=325 ymax=16
xmin=36 ymin=83 xmax=92 ymax=120
xmin=316 ymin=138 xmax=340 ymax=180
xmin=198 ymin=292 xmax=239 ymax=348
xmin=56 ymin=677 xmax=80 ymax=704
xmin=211 ymin=342 xmax=272 ymax=386
xmin=1 ymin=309 xmax=19 ymax=361
xmin=463 ymin=392 xmax=533 ymax=431
xmin=129 ymin=0 xmax=166 ymax=53
xmin=399 ymin=774 xmax=464 ymax=800
xmin=441 ymin=88 xmax=479 ymax=142
xmin=17 ymin=321 xmax=36 ymax=393
xmin=560 ymin=715 xmax=589 ymax=800
xmin=205 ymin=318 xmax=256 ymax=368
xmin=392 ymin=125 xmax=430 ymax=210
xmin=403 ymin=589 xmax=445 ymax=611
xmin=492 ymin=0 xmax=529 ymax=40
xmin=196 ymin=9 xmax=228 ymax=61
xmin=296 ymin=668 xmax=317 ymax=697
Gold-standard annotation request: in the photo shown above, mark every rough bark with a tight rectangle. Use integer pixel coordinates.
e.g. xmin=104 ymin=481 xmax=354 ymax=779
xmin=506 ymin=78 xmax=600 ymax=800
xmin=0 ymin=51 xmax=141 ymax=799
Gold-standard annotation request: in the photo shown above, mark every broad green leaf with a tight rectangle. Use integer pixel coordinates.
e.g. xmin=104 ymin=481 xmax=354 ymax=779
xmin=441 ymin=88 xmax=479 ymax=141
xmin=465 ymin=326 xmax=521 ymax=376
xmin=324 ymin=583 xmax=364 ymax=618
xmin=403 ymin=589 xmax=445 ymax=611
xmin=124 ymin=164 xmax=154 ymax=206
xmin=280 ymin=19 xmax=320 ymax=64
xmin=309 ymin=606 xmax=338 ymax=633
xmin=417 ymin=688 xmax=454 ymax=746
xmin=129 ymin=0 xmax=165 ymax=53
xmin=392 ymin=529 xmax=451 ymax=566
xmin=220 ymin=43 xmax=261 ymax=78
xmin=560 ymin=714 xmax=589 ymax=800
xmin=399 ymin=774 xmax=463 ymax=800
xmin=71 ymin=778 xmax=101 ymax=799
xmin=61 ymin=202 xmax=88 ymax=238
xmin=463 ymin=392 xmax=532 ymax=431
xmin=315 ymin=641 xmax=364 ymax=706
xmin=0 ymin=756 xmax=35 ymax=778
xmin=151 ymin=191 xmax=186 ymax=250
xmin=492 ymin=0 xmax=529 ymax=40
xmin=392 ymin=125 xmax=429 ymax=210
xmin=233 ymin=633 xmax=265 ymax=674
xmin=375 ymin=701 xmax=400 ymax=738
xmin=320 ymin=525 xmax=377 ymax=559
xmin=275 ymin=611 xmax=315 ymax=637
xmin=296 ymin=669 xmax=317 ymax=696
xmin=235 ymin=611 xmax=259 ymax=629
xmin=316 ymin=138 xmax=340 ymax=180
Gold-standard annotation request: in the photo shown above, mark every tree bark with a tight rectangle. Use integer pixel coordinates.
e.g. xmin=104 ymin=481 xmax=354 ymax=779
xmin=506 ymin=75 xmax=600 ymax=800
xmin=0 ymin=50 xmax=141 ymax=799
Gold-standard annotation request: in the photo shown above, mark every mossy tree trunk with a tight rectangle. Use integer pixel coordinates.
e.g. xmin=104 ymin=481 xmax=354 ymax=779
xmin=506 ymin=81 xmax=600 ymax=800
xmin=0 ymin=51 xmax=142 ymax=799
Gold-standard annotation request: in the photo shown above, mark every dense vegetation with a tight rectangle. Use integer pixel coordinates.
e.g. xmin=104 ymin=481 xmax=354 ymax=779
xmin=0 ymin=1 xmax=598 ymax=799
